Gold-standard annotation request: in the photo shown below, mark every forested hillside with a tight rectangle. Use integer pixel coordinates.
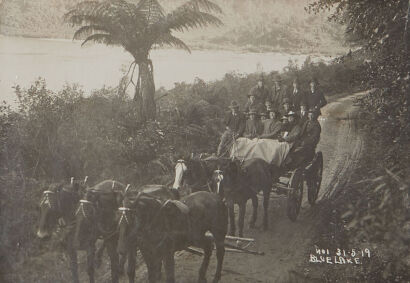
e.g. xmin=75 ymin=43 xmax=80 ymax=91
xmin=0 ymin=0 xmax=345 ymax=53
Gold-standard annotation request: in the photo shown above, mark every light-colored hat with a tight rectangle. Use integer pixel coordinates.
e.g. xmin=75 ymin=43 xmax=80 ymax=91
xmin=287 ymin=111 xmax=297 ymax=117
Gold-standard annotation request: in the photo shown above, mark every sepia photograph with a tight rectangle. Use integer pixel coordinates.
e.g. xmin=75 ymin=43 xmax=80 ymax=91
xmin=0 ymin=0 xmax=409 ymax=282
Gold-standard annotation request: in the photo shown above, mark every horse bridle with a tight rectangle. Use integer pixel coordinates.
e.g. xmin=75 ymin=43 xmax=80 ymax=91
xmin=75 ymin=199 xmax=95 ymax=219
xmin=40 ymin=190 xmax=57 ymax=209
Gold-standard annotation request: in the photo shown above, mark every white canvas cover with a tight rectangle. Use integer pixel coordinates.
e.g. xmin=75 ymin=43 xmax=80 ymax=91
xmin=230 ymin=138 xmax=291 ymax=167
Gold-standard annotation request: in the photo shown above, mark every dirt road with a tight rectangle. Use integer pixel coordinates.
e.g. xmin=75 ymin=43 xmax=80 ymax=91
xmin=108 ymin=92 xmax=365 ymax=283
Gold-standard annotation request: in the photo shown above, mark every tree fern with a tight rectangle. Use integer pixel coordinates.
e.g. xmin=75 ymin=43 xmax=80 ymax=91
xmin=65 ymin=0 xmax=223 ymax=121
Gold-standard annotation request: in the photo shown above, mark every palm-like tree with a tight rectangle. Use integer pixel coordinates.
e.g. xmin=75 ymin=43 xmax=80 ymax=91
xmin=65 ymin=0 xmax=223 ymax=121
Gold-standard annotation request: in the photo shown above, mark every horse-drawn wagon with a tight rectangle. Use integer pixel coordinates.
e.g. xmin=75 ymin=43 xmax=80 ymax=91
xmin=230 ymin=137 xmax=323 ymax=221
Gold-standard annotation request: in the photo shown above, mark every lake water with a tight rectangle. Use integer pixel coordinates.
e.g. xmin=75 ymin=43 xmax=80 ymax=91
xmin=0 ymin=35 xmax=328 ymax=104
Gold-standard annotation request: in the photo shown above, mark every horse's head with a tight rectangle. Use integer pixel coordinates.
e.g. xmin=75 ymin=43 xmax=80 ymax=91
xmin=172 ymin=155 xmax=220 ymax=194
xmin=117 ymin=194 xmax=162 ymax=255
xmin=37 ymin=178 xmax=84 ymax=239
xmin=211 ymin=169 xmax=225 ymax=197
xmin=172 ymin=159 xmax=192 ymax=191
xmin=37 ymin=186 xmax=60 ymax=239
xmin=73 ymin=190 xmax=98 ymax=249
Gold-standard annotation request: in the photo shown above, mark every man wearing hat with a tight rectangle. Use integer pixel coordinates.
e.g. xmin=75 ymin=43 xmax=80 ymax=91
xmin=289 ymin=108 xmax=322 ymax=167
xmin=289 ymin=77 xmax=306 ymax=111
xmin=279 ymin=111 xmax=302 ymax=144
xmin=217 ymin=100 xmax=246 ymax=156
xmin=259 ymin=109 xmax=283 ymax=139
xmin=249 ymin=75 xmax=269 ymax=105
xmin=244 ymin=108 xmax=262 ymax=139
xmin=260 ymin=111 xmax=268 ymax=121
xmin=306 ymin=78 xmax=327 ymax=115
xmin=279 ymin=97 xmax=292 ymax=118
xmin=299 ymin=104 xmax=308 ymax=126
xmin=270 ymin=74 xmax=288 ymax=111
xmin=244 ymin=92 xmax=264 ymax=114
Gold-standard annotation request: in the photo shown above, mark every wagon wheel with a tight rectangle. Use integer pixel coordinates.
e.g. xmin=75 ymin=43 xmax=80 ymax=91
xmin=287 ymin=168 xmax=303 ymax=222
xmin=307 ymin=152 xmax=323 ymax=206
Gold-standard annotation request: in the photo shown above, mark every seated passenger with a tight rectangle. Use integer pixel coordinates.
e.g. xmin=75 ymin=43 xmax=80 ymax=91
xmin=260 ymin=111 xmax=267 ymax=121
xmin=288 ymin=108 xmax=322 ymax=168
xmin=244 ymin=109 xmax=262 ymax=139
xmin=264 ymin=100 xmax=273 ymax=112
xmin=217 ymin=100 xmax=246 ymax=156
xmin=279 ymin=98 xmax=292 ymax=118
xmin=299 ymin=104 xmax=308 ymax=126
xmin=279 ymin=115 xmax=290 ymax=138
xmin=259 ymin=110 xmax=283 ymax=139
xmin=279 ymin=111 xmax=302 ymax=144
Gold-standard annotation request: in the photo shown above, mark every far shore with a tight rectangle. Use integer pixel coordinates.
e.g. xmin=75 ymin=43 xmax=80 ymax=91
xmin=0 ymin=32 xmax=347 ymax=57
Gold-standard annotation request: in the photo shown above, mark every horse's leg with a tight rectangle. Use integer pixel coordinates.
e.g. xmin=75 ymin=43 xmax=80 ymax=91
xmin=249 ymin=194 xmax=258 ymax=229
xmin=157 ymin=259 xmax=163 ymax=281
xmin=146 ymin=258 xmax=158 ymax=283
xmin=119 ymin=253 xmax=126 ymax=276
xmin=198 ymin=236 xmax=213 ymax=283
xmin=86 ymin=243 xmax=96 ymax=283
xmin=212 ymin=235 xmax=225 ymax=283
xmin=163 ymin=250 xmax=175 ymax=283
xmin=67 ymin=247 xmax=80 ymax=283
xmin=263 ymin=189 xmax=270 ymax=231
xmin=106 ymin=239 xmax=120 ymax=283
xmin=238 ymin=201 xmax=247 ymax=238
xmin=227 ymin=199 xmax=235 ymax=236
xmin=126 ymin=244 xmax=137 ymax=283
xmin=95 ymin=240 xmax=105 ymax=268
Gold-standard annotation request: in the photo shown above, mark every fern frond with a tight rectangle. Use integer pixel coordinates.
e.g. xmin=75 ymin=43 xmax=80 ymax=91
xmin=163 ymin=8 xmax=223 ymax=32
xmin=81 ymin=33 xmax=115 ymax=47
xmin=73 ymin=25 xmax=111 ymax=40
xmin=154 ymin=33 xmax=191 ymax=52
xmin=179 ymin=0 xmax=222 ymax=14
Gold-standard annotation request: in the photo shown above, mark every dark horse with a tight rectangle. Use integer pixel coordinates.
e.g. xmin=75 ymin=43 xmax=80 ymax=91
xmin=171 ymin=155 xmax=222 ymax=196
xmin=117 ymin=185 xmax=176 ymax=283
xmin=217 ymin=158 xmax=273 ymax=237
xmin=73 ymin=180 xmax=126 ymax=283
xmin=118 ymin=191 xmax=228 ymax=283
xmin=37 ymin=177 xmax=107 ymax=283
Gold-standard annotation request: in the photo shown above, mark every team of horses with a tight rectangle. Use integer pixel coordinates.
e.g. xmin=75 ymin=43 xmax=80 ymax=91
xmin=37 ymin=155 xmax=274 ymax=283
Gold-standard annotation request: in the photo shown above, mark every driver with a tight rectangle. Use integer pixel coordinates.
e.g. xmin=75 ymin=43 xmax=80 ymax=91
xmin=279 ymin=111 xmax=302 ymax=144
xmin=286 ymin=108 xmax=321 ymax=168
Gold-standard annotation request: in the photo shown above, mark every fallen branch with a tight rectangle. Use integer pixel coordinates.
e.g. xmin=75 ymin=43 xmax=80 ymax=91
xmin=223 ymin=242 xmax=265 ymax=256
xmin=225 ymin=235 xmax=255 ymax=242
xmin=224 ymin=248 xmax=265 ymax=256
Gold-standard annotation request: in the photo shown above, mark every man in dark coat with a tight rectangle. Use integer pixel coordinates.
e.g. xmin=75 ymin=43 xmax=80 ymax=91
xmin=279 ymin=111 xmax=303 ymax=145
xmin=287 ymin=108 xmax=322 ymax=168
xmin=279 ymin=97 xmax=292 ymax=118
xmin=288 ymin=78 xmax=306 ymax=111
xmin=299 ymin=104 xmax=308 ymax=126
xmin=244 ymin=93 xmax=264 ymax=113
xmin=217 ymin=100 xmax=246 ymax=156
xmin=259 ymin=110 xmax=283 ymax=139
xmin=249 ymin=76 xmax=269 ymax=105
xmin=244 ymin=109 xmax=262 ymax=139
xmin=306 ymin=78 xmax=327 ymax=115
xmin=270 ymin=75 xmax=288 ymax=112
